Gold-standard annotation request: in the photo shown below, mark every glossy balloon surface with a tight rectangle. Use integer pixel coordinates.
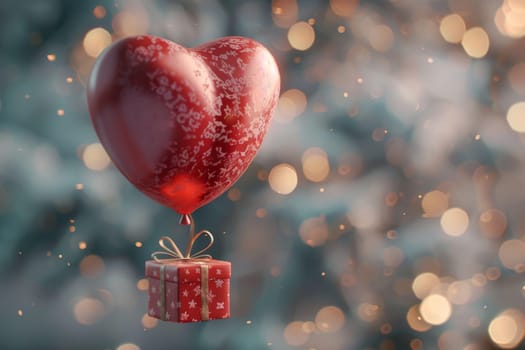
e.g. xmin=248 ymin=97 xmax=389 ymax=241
xmin=87 ymin=35 xmax=280 ymax=214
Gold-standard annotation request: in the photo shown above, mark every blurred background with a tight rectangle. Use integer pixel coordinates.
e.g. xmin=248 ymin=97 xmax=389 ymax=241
xmin=1 ymin=0 xmax=525 ymax=349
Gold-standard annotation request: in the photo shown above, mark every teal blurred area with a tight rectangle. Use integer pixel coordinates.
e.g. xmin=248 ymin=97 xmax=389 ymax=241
xmin=1 ymin=0 xmax=525 ymax=349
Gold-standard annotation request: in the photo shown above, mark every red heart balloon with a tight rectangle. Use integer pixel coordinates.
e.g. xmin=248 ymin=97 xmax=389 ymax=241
xmin=87 ymin=35 xmax=280 ymax=215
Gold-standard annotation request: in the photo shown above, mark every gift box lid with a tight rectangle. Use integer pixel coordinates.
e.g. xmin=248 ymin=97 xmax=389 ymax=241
xmin=145 ymin=259 xmax=231 ymax=283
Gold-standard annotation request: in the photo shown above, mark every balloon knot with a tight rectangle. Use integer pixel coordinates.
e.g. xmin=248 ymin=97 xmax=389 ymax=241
xmin=179 ymin=214 xmax=192 ymax=225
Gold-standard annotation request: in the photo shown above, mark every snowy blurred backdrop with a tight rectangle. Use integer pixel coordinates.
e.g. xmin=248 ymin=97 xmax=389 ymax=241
xmin=1 ymin=0 xmax=525 ymax=349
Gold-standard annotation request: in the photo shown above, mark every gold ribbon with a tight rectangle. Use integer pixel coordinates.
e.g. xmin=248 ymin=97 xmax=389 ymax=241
xmin=151 ymin=215 xmax=213 ymax=321
xmin=151 ymin=216 xmax=214 ymax=262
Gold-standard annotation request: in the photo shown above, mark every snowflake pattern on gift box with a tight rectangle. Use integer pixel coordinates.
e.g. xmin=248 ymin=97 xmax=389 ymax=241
xmin=146 ymin=260 xmax=231 ymax=322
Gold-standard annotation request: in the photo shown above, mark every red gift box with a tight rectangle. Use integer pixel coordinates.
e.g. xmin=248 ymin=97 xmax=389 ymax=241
xmin=145 ymin=259 xmax=231 ymax=322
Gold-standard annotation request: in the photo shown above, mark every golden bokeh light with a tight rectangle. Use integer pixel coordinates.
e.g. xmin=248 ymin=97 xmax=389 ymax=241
xmin=315 ymin=306 xmax=346 ymax=333
xmin=486 ymin=266 xmax=502 ymax=281
xmin=419 ymin=294 xmax=452 ymax=325
xmin=383 ymin=246 xmax=404 ymax=267
xmin=495 ymin=1 xmax=525 ymax=38
xmin=302 ymin=321 xmax=316 ymax=333
xmin=421 ymin=190 xmax=449 ymax=218
xmin=276 ymin=89 xmax=307 ymax=122
xmin=288 ymin=21 xmax=315 ymax=51
xmin=136 ymin=278 xmax=149 ymax=291
xmin=268 ymin=163 xmax=298 ymax=195
xmin=330 ymin=0 xmax=359 ymax=17
xmin=440 ymin=207 xmax=469 ymax=237
xmin=488 ymin=309 xmax=525 ymax=349
xmin=283 ymin=321 xmax=309 ymax=346
xmin=141 ymin=314 xmax=158 ymax=329
xmin=357 ymin=303 xmax=380 ymax=322
xmin=461 ymin=27 xmax=490 ymax=58
xmin=112 ymin=11 xmax=149 ymax=38
xmin=506 ymin=102 xmax=525 ymax=133
xmin=116 ymin=343 xmax=141 ymax=350
xmin=73 ymin=298 xmax=105 ymax=325
xmin=299 ymin=216 xmax=328 ymax=247
xmin=82 ymin=143 xmax=111 ymax=171
xmin=479 ymin=208 xmax=507 ymax=238
xmin=83 ymin=27 xmax=112 ymax=58
xmin=385 ymin=192 xmax=398 ymax=207
xmin=227 ymin=188 xmax=242 ymax=201
xmin=406 ymin=304 xmax=432 ymax=332
xmin=79 ymin=254 xmax=105 ymax=278
xmin=368 ymin=24 xmax=394 ymax=52
xmin=93 ymin=5 xmax=106 ymax=19
xmin=302 ymin=147 xmax=330 ymax=182
xmin=78 ymin=241 xmax=87 ymax=250
xmin=272 ymin=0 xmax=298 ymax=28
xmin=446 ymin=280 xmax=472 ymax=305
xmin=412 ymin=272 xmax=440 ymax=299
xmin=439 ymin=14 xmax=466 ymax=43
xmin=410 ymin=338 xmax=424 ymax=350
xmin=509 ymin=63 xmax=525 ymax=95
xmin=498 ymin=239 xmax=525 ymax=271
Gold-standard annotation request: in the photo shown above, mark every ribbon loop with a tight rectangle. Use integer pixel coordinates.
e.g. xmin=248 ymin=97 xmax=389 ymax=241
xmin=151 ymin=215 xmax=214 ymax=263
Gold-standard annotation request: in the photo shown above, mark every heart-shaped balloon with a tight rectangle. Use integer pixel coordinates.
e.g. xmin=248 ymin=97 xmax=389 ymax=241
xmin=87 ymin=35 xmax=280 ymax=215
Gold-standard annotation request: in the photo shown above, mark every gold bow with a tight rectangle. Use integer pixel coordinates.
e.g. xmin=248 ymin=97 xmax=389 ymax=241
xmin=151 ymin=215 xmax=214 ymax=262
